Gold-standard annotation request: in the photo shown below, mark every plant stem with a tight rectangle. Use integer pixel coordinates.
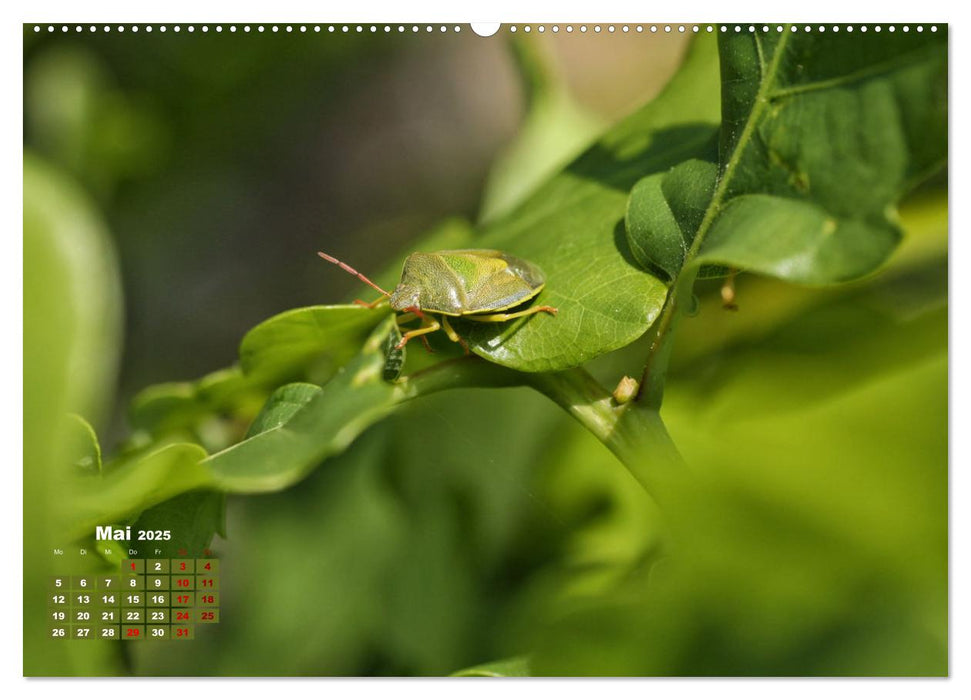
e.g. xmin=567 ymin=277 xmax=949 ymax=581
xmin=400 ymin=356 xmax=685 ymax=494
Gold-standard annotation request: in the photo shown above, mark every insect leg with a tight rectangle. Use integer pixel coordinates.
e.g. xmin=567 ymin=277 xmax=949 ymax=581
xmin=464 ymin=305 xmax=558 ymax=323
xmin=440 ymin=316 xmax=469 ymax=355
xmin=395 ymin=316 xmax=441 ymax=350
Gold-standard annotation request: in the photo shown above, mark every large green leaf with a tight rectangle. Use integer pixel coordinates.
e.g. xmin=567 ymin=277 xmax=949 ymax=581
xmin=627 ymin=28 xmax=946 ymax=286
xmin=460 ymin=36 xmax=722 ymax=372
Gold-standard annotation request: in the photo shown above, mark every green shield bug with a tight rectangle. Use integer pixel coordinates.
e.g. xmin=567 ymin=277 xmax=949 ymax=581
xmin=317 ymin=249 xmax=558 ymax=351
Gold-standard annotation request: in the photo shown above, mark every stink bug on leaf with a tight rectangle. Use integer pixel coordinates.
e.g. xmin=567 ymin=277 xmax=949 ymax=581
xmin=317 ymin=249 xmax=558 ymax=352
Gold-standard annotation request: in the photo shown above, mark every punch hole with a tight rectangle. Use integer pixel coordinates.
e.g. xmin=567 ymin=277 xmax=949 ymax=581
xmin=472 ymin=22 xmax=501 ymax=37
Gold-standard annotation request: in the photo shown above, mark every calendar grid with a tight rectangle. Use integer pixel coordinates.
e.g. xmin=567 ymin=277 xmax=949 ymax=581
xmin=49 ymin=558 xmax=219 ymax=641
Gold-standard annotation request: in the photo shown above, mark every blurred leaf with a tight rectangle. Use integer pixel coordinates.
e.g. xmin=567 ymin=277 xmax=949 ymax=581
xmin=462 ymin=36 xmax=722 ymax=372
xmin=23 ymin=153 xmax=123 ymax=431
xmin=205 ymin=317 xmax=400 ymax=493
xmin=65 ymin=413 xmax=102 ymax=475
xmin=129 ymin=367 xmax=264 ymax=444
xmin=453 ymin=656 xmax=532 ymax=677
xmin=650 ymin=29 xmax=945 ymax=286
xmin=479 ymin=36 xmax=602 ymax=223
xmin=65 ymin=443 xmax=211 ymax=541
xmin=530 ymin=256 xmax=947 ymax=676
xmin=23 ymin=152 xmax=125 ymax=675
xmin=130 ymin=490 xmax=226 ymax=557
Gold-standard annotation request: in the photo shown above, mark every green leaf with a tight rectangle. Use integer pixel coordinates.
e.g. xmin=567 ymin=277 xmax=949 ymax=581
xmin=245 ymin=383 xmax=322 ymax=438
xmin=462 ymin=36 xmax=722 ymax=372
xmin=240 ymin=304 xmax=389 ymax=384
xmin=698 ymin=195 xmax=902 ymax=284
xmin=625 ymin=159 xmax=719 ymax=281
xmin=693 ymin=29 xmax=946 ymax=284
xmin=452 ymin=656 xmax=532 ymax=677
xmin=205 ymin=317 xmax=401 ymax=493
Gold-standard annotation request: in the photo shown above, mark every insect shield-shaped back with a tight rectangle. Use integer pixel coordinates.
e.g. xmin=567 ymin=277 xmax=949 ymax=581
xmin=390 ymin=250 xmax=547 ymax=315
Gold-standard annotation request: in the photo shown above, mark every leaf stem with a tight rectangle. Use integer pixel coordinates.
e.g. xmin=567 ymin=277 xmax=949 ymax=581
xmin=399 ymin=356 xmax=685 ymax=493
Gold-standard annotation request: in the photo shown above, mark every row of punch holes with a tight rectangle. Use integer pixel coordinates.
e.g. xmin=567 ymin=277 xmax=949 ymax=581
xmin=31 ymin=24 xmax=939 ymax=35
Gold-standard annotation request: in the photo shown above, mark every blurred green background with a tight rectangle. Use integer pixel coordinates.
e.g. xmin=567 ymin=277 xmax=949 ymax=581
xmin=23 ymin=26 xmax=946 ymax=676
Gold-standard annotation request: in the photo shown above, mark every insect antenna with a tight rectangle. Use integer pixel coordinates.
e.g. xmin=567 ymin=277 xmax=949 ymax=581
xmin=317 ymin=251 xmax=391 ymax=297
